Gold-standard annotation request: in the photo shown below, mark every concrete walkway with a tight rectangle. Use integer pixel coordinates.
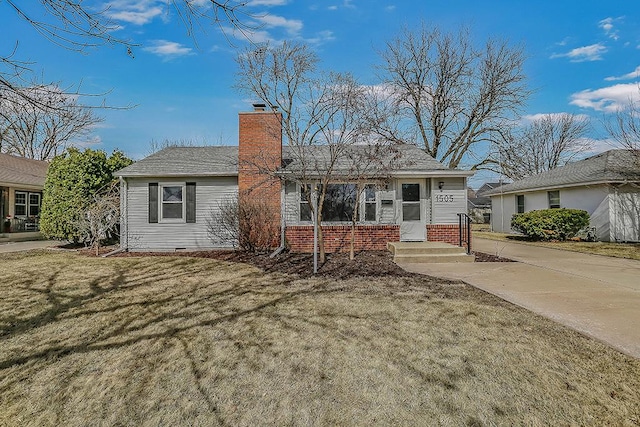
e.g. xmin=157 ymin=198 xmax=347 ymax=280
xmin=0 ymin=240 xmax=65 ymax=253
xmin=398 ymin=238 xmax=640 ymax=359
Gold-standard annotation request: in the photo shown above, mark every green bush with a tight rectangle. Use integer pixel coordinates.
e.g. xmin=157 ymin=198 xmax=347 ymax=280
xmin=511 ymin=209 xmax=590 ymax=241
xmin=40 ymin=148 xmax=132 ymax=242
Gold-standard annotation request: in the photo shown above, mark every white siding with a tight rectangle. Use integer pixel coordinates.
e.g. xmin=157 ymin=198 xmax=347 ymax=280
xmin=490 ymin=185 xmax=620 ymax=238
xmin=124 ymin=176 xmax=238 ymax=251
xmin=490 ymin=193 xmax=516 ymax=233
xmin=611 ymin=185 xmax=640 ymax=242
xmin=430 ymin=177 xmax=466 ymax=224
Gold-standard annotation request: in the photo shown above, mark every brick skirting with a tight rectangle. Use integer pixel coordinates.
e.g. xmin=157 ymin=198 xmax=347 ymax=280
xmin=426 ymin=224 xmax=470 ymax=247
xmin=286 ymin=225 xmax=400 ymax=253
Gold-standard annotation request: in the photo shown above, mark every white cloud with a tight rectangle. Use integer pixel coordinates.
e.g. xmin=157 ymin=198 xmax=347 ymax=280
xmin=522 ymin=113 xmax=590 ymax=122
xmin=256 ymin=14 xmax=303 ymax=35
xmin=570 ymin=83 xmax=640 ymax=112
xmin=143 ymin=40 xmax=193 ymax=58
xmin=599 ymin=16 xmax=623 ymax=41
xmin=550 ymin=43 xmax=607 ymax=62
xmin=605 ymin=66 xmax=640 ymax=81
xmin=106 ymin=0 xmax=163 ymax=25
xmin=248 ymin=0 xmax=288 ymax=5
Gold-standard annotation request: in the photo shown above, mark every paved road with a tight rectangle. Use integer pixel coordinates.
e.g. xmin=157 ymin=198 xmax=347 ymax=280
xmin=398 ymin=238 xmax=640 ymax=359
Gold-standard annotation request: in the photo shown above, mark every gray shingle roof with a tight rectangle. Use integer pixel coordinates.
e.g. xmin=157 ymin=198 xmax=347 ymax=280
xmin=114 ymin=146 xmax=239 ymax=177
xmin=0 ymin=153 xmax=48 ymax=188
xmin=114 ymin=144 xmax=465 ymax=178
xmin=485 ymin=150 xmax=640 ymax=196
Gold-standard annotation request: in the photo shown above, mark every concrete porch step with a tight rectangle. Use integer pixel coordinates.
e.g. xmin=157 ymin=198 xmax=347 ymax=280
xmin=388 ymin=241 xmax=474 ymax=263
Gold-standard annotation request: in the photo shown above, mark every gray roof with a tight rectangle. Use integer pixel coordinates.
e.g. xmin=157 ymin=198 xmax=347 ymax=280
xmin=0 ymin=153 xmax=48 ymax=188
xmin=115 ymin=144 xmax=468 ymax=178
xmin=114 ymin=146 xmax=239 ymax=177
xmin=485 ymin=150 xmax=640 ymax=196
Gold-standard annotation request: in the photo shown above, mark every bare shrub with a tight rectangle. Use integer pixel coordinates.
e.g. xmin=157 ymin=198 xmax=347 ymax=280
xmin=75 ymin=181 xmax=120 ymax=255
xmin=207 ymin=192 xmax=279 ymax=252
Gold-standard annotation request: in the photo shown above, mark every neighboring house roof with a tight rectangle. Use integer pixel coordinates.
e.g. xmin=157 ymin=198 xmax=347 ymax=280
xmin=115 ymin=144 xmax=473 ymax=178
xmin=476 ymin=182 xmax=506 ymax=196
xmin=0 ymin=153 xmax=48 ymax=188
xmin=485 ymin=150 xmax=640 ymax=196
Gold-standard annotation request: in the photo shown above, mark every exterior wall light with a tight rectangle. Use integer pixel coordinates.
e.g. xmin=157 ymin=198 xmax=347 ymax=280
xmin=438 ymin=181 xmax=444 ymax=191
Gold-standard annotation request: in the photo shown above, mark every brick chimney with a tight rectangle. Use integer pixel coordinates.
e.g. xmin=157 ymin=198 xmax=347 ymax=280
xmin=238 ymin=104 xmax=283 ymax=245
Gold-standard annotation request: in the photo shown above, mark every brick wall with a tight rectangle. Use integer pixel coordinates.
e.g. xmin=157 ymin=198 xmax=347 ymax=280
xmin=238 ymin=106 xmax=283 ymax=246
xmin=286 ymin=225 xmax=400 ymax=253
xmin=426 ymin=224 xmax=471 ymax=248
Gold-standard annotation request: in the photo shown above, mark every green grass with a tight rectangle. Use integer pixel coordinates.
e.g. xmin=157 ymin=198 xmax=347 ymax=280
xmin=473 ymin=224 xmax=640 ymax=261
xmin=1 ymin=251 xmax=640 ymax=426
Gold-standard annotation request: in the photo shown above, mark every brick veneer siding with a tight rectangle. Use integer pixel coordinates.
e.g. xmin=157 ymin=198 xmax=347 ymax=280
xmin=426 ymin=224 xmax=471 ymax=248
xmin=286 ymin=225 xmax=400 ymax=253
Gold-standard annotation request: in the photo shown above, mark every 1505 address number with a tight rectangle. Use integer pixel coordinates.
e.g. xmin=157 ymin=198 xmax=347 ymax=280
xmin=435 ymin=194 xmax=454 ymax=203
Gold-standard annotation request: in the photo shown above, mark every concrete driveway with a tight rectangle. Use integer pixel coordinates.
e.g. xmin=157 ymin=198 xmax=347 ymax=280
xmin=398 ymin=238 xmax=640 ymax=359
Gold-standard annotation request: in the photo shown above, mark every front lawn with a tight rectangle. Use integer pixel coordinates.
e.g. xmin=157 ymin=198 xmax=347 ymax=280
xmin=1 ymin=251 xmax=639 ymax=426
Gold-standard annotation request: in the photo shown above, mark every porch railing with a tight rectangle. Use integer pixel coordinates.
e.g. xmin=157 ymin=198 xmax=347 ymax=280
xmin=457 ymin=213 xmax=471 ymax=255
xmin=3 ymin=217 xmax=40 ymax=233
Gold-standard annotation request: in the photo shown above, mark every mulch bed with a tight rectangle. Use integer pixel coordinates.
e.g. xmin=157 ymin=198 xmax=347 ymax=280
xmin=67 ymin=245 xmax=515 ymax=279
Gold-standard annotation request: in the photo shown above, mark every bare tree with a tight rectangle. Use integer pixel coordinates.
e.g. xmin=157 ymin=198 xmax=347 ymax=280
xmin=374 ymin=24 xmax=530 ymax=169
xmin=606 ymin=95 xmax=640 ymax=167
xmin=236 ymin=41 xmax=379 ymax=263
xmin=0 ymin=83 xmax=102 ymax=160
xmin=76 ymin=181 xmax=121 ymax=256
xmin=2 ymin=1 xmax=253 ymax=111
xmin=484 ymin=113 xmax=591 ymax=179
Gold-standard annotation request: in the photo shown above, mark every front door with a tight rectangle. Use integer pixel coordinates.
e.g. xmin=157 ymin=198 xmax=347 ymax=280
xmin=399 ymin=181 xmax=425 ymax=241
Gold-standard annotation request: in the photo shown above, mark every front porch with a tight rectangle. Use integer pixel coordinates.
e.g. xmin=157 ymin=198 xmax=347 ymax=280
xmin=388 ymin=241 xmax=475 ymax=263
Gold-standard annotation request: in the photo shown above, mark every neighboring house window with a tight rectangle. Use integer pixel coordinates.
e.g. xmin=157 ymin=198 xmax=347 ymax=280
xmin=516 ymin=194 xmax=525 ymax=214
xmin=14 ymin=192 xmax=27 ymax=216
xmin=29 ymin=193 xmax=41 ymax=217
xmin=548 ymin=191 xmax=560 ymax=209
xmin=364 ymin=184 xmax=376 ymax=221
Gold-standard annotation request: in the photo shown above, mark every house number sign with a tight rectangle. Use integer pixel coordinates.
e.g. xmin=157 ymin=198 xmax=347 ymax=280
xmin=435 ymin=194 xmax=454 ymax=203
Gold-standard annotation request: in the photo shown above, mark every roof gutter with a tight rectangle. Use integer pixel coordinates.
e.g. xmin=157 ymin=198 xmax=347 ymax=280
xmin=486 ymin=179 xmax=640 ymax=197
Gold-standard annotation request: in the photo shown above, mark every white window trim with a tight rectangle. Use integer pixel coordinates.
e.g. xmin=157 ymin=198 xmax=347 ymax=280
xmin=159 ymin=183 xmax=186 ymax=223
xmin=298 ymin=182 xmax=380 ymax=225
xmin=14 ymin=191 xmax=28 ymax=217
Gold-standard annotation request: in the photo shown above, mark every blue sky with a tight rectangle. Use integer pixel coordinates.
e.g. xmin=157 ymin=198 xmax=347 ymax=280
xmin=3 ymin=0 xmax=640 ymax=187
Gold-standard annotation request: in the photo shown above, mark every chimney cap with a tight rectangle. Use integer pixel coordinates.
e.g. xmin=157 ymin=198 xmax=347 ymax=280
xmin=252 ymin=103 xmax=267 ymax=111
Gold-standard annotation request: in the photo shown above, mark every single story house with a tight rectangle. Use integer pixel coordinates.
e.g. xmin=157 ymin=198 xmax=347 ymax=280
xmin=0 ymin=153 xmax=48 ymax=234
xmin=114 ymin=105 xmax=474 ymax=252
xmin=468 ymin=182 xmax=505 ymax=223
xmin=486 ymin=150 xmax=640 ymax=242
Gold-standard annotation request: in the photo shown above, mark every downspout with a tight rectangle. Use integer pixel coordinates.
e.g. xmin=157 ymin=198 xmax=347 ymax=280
xmin=106 ymin=176 xmax=128 ymax=255
xmin=269 ymin=181 xmax=287 ymax=258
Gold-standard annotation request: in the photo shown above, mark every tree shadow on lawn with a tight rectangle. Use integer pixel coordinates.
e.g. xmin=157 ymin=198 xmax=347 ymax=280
xmin=2 ymin=252 xmax=637 ymax=425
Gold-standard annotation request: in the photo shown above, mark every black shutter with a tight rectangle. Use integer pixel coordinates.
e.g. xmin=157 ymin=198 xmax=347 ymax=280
xmin=149 ymin=183 xmax=158 ymax=223
xmin=186 ymin=182 xmax=196 ymax=223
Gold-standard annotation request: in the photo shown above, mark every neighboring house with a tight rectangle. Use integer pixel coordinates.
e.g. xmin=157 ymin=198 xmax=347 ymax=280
xmin=485 ymin=150 xmax=640 ymax=242
xmin=468 ymin=182 xmax=505 ymax=223
xmin=115 ymin=104 xmax=474 ymax=252
xmin=0 ymin=153 xmax=48 ymax=234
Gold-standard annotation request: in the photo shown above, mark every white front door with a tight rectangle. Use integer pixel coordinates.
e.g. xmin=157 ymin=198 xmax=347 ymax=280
xmin=399 ymin=180 xmax=426 ymax=241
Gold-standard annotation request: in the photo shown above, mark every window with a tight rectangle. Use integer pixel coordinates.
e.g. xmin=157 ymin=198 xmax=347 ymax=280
xmin=516 ymin=194 xmax=525 ymax=214
xmin=161 ymin=185 xmax=184 ymax=220
xmin=364 ymin=184 xmax=376 ymax=221
xmin=323 ymin=184 xmax=356 ymax=222
xmin=548 ymin=191 xmax=560 ymax=209
xmin=299 ymin=184 xmax=312 ymax=222
xmin=14 ymin=192 xmax=27 ymax=216
xmin=29 ymin=193 xmax=41 ymax=217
